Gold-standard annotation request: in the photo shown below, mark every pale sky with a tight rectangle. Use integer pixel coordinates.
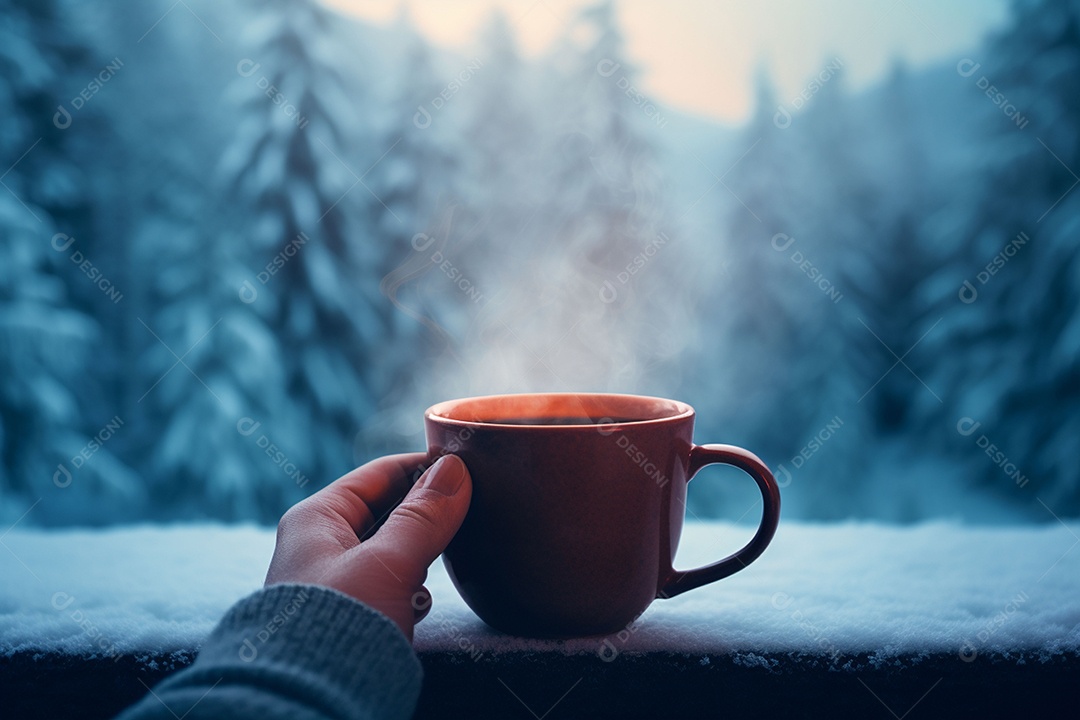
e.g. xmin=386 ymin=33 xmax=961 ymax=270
xmin=325 ymin=0 xmax=1010 ymax=124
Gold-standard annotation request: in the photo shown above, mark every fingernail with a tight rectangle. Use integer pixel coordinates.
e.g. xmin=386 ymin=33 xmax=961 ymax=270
xmin=422 ymin=455 xmax=466 ymax=496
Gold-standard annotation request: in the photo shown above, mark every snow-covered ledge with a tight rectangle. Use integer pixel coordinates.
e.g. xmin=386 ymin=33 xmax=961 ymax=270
xmin=1 ymin=523 xmax=1077 ymax=718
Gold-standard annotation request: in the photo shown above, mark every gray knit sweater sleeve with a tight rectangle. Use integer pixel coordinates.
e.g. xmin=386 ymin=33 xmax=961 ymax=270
xmin=117 ymin=584 xmax=423 ymax=720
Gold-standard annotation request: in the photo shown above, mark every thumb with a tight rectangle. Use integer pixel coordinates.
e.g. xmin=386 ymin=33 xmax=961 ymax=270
xmin=366 ymin=454 xmax=472 ymax=581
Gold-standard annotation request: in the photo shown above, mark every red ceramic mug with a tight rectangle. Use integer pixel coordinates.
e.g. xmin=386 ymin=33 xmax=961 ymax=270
xmin=425 ymin=392 xmax=780 ymax=638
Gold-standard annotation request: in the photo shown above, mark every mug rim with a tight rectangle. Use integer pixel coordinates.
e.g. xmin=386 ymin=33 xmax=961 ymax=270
xmin=425 ymin=392 xmax=695 ymax=430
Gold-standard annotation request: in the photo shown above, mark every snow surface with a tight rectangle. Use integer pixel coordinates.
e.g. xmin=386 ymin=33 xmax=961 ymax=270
xmin=1 ymin=522 xmax=1077 ymax=661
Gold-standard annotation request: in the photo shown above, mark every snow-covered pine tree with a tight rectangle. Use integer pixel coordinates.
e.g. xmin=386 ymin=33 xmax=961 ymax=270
xmin=74 ymin=0 xmax=240 ymax=469
xmin=423 ymin=9 xmax=545 ymax=397
xmin=708 ymin=66 xmax=866 ymax=518
xmin=458 ymin=8 xmax=536 ymax=271
xmin=464 ymin=10 xmax=535 ymax=215
xmin=569 ymin=0 xmax=673 ymax=322
xmin=546 ymin=0 xmax=663 ymax=273
xmin=713 ymin=70 xmax=834 ymax=448
xmin=702 ymin=69 xmax=804 ymax=455
xmin=371 ymin=9 xmax=460 ymax=291
xmin=140 ymin=212 xmax=303 ymax=520
xmin=155 ymin=0 xmax=383 ymax=515
xmin=931 ymin=0 xmax=1080 ymax=514
xmin=363 ymin=10 xmax=464 ymax=450
xmin=0 ymin=0 xmax=140 ymax=522
xmin=836 ymin=62 xmax=941 ymax=436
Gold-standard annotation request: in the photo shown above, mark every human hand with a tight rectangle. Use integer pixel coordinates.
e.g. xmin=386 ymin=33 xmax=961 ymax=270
xmin=265 ymin=453 xmax=472 ymax=641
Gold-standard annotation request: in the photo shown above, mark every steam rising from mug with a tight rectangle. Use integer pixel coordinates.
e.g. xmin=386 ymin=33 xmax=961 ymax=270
xmin=401 ymin=235 xmax=694 ymax=433
xmin=380 ymin=151 xmax=708 ymax=423
xmin=369 ymin=140 xmax=702 ymax=448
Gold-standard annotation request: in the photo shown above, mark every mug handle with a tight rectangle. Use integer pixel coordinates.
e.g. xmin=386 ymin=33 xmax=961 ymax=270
xmin=660 ymin=444 xmax=781 ymax=598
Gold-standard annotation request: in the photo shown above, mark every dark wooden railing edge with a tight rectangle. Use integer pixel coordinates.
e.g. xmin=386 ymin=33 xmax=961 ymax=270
xmin=1 ymin=647 xmax=1075 ymax=719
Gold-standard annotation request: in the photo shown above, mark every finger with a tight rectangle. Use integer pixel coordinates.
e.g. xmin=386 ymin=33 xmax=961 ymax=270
xmin=306 ymin=452 xmax=429 ymax=537
xmin=365 ymin=455 xmax=472 ymax=583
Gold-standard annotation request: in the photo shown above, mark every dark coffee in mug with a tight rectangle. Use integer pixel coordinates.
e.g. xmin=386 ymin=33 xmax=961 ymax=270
xmin=425 ymin=392 xmax=780 ymax=638
xmin=480 ymin=416 xmax=645 ymax=425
